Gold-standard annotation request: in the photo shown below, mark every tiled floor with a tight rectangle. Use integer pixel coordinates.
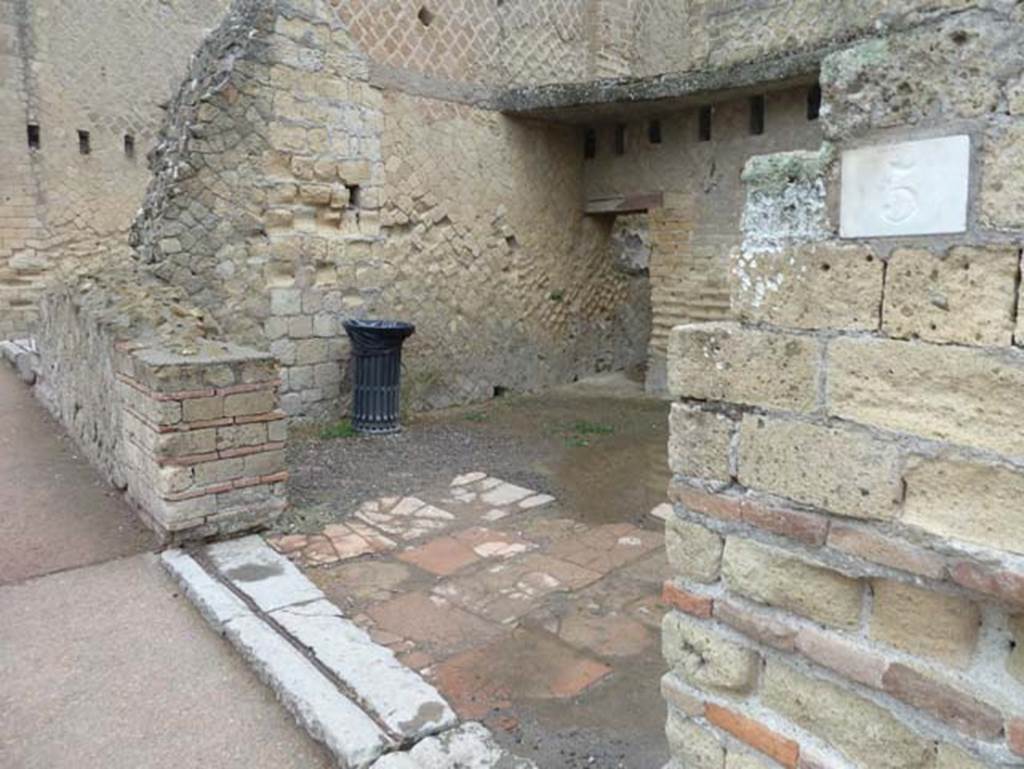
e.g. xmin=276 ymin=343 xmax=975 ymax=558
xmin=268 ymin=473 xmax=669 ymax=765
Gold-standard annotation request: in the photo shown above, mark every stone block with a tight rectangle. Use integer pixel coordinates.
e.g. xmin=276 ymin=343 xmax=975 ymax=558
xmin=193 ymin=457 xmax=245 ymax=487
xmin=665 ymin=709 xmax=725 ymax=769
xmin=206 ymin=536 xmax=325 ymax=613
xmin=730 ymin=242 xmax=882 ymax=331
xmin=662 ymin=611 xmax=759 ymax=694
xmin=222 ymin=613 xmax=392 ymax=766
xmin=668 ymin=323 xmax=819 ymax=412
xmin=883 ymin=246 xmax=1019 ymax=346
xmin=295 ymin=339 xmax=329 ymax=365
xmin=762 ymin=660 xmax=935 ymax=769
xmin=182 ymin=395 xmax=224 ymax=423
xmin=827 ymin=336 xmax=1024 ymax=458
xmin=157 ymin=426 xmax=218 ymax=458
xmin=243 ymin=449 xmax=286 ymax=478
xmin=270 ymin=600 xmax=456 ymax=740
xmin=903 ymin=456 xmax=1024 ymax=556
xmin=216 ymin=423 xmax=269 ymax=451
xmin=270 ymin=288 xmax=302 ymax=315
xmin=869 ymin=580 xmax=980 ymax=668
xmin=224 ymin=389 xmax=277 ymax=418
xmin=665 ymin=516 xmax=724 ymax=584
xmin=738 ymin=416 xmax=901 ymax=521
xmin=725 ymin=753 xmax=778 ymax=769
xmin=668 ymin=403 xmax=734 ymax=483
xmin=721 ymin=538 xmax=863 ymax=629
xmin=826 ymin=524 xmax=947 ymax=579
xmin=981 ymin=121 xmax=1024 ymax=230
xmin=660 ymin=672 xmax=704 ymax=717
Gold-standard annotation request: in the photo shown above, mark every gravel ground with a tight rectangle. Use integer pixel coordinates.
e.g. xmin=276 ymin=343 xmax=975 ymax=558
xmin=282 ymin=374 xmax=671 ymax=534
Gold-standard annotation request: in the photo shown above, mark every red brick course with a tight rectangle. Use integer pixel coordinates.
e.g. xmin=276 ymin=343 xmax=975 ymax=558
xmin=705 ymin=703 xmax=800 ymax=768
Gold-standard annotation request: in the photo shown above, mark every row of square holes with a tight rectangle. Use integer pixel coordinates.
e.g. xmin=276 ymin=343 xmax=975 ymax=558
xmin=584 ymin=84 xmax=822 ymax=159
xmin=25 ymin=124 xmax=136 ymax=159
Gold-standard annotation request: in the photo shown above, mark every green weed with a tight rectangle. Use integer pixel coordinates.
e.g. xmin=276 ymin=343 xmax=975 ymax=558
xmin=319 ymin=419 xmax=358 ymax=439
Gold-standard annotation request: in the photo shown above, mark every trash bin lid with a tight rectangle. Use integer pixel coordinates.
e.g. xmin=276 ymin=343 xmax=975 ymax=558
xmin=343 ymin=319 xmax=416 ymax=352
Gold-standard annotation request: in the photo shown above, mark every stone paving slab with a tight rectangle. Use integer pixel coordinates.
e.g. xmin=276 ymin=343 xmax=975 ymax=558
xmin=271 ymin=599 xmax=457 ymax=740
xmin=226 ymin=612 xmax=393 ymax=767
xmin=162 ymin=548 xmax=392 ymax=767
xmin=207 ymin=534 xmax=326 ymax=611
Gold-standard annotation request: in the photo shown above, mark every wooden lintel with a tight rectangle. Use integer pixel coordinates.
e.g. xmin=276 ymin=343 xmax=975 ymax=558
xmin=584 ymin=191 xmax=663 ymax=215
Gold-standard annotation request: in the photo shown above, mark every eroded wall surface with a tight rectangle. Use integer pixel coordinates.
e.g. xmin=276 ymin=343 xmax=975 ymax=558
xmin=0 ymin=0 xmax=229 ymax=339
xmin=662 ymin=6 xmax=1024 ymax=768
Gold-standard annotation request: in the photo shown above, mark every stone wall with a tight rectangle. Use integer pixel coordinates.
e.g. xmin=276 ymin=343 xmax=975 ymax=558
xmin=661 ymin=7 xmax=1024 ymax=769
xmin=0 ymin=0 xmax=228 ymax=339
xmin=33 ymin=255 xmax=286 ymax=542
xmin=583 ymin=85 xmax=823 ymax=391
xmin=130 ymin=0 xmax=649 ymax=419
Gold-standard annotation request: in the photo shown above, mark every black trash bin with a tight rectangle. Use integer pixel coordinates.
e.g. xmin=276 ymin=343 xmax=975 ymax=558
xmin=343 ymin=319 xmax=415 ymax=435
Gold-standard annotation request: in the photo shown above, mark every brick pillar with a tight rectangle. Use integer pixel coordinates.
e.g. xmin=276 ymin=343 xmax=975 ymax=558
xmin=116 ymin=341 xmax=287 ymax=541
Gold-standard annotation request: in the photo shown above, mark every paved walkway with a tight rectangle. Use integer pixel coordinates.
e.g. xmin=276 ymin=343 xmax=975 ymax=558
xmin=0 ymin=367 xmax=334 ymax=767
xmin=271 ymin=473 xmax=672 ymax=768
xmin=0 ymin=365 xmax=154 ymax=584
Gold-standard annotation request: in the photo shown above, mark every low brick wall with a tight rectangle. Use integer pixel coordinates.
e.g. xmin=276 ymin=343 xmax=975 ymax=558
xmin=33 ymin=270 xmax=287 ymax=542
xmin=117 ymin=344 xmax=287 ymax=539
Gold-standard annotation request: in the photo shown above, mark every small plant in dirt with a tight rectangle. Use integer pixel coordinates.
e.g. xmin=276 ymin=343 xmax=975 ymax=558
xmin=560 ymin=419 xmax=615 ymax=447
xmin=465 ymin=411 xmax=489 ymax=423
xmin=564 ymin=435 xmax=592 ymax=448
xmin=548 ymin=289 xmax=564 ymax=302
xmin=571 ymin=419 xmax=614 ymax=435
xmin=319 ymin=419 xmax=358 ymax=439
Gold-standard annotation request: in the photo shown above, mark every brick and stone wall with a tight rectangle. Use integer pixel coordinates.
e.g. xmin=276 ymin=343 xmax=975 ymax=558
xmin=0 ymin=0 xmax=228 ymax=339
xmin=583 ymin=85 xmax=824 ymax=392
xmin=129 ymin=0 xmax=649 ymax=419
xmin=33 ymin=256 xmax=285 ymax=542
xmin=661 ymin=7 xmax=1024 ymax=769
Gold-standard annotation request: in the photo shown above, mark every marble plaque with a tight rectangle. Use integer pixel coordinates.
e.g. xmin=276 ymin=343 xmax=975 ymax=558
xmin=840 ymin=135 xmax=970 ymax=238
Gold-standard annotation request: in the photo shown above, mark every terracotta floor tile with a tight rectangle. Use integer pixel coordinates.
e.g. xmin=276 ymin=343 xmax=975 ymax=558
xmin=431 ymin=628 xmax=612 ymax=716
xmin=397 ymin=536 xmax=480 ymax=576
xmin=311 ymin=559 xmax=416 ymax=612
xmin=433 ymin=554 xmax=602 ymax=624
xmin=549 ymin=523 xmax=662 ymax=574
xmin=295 ymin=535 xmax=339 ymax=567
xmin=558 ymin=611 xmax=654 ymax=658
xmin=452 ymin=526 xmax=534 ymax=559
xmin=366 ymin=591 xmax=503 ymax=652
